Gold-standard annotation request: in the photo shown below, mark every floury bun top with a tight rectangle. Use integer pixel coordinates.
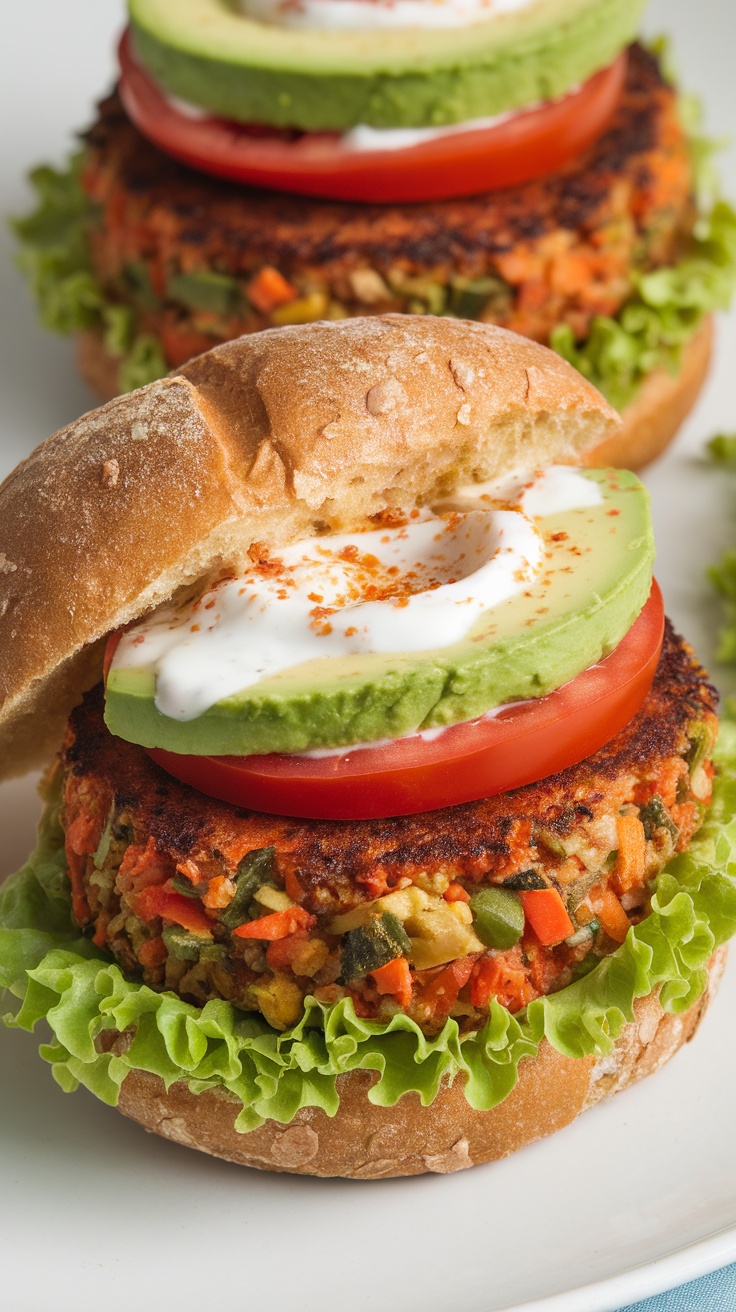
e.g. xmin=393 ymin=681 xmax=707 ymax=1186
xmin=0 ymin=316 xmax=619 ymax=779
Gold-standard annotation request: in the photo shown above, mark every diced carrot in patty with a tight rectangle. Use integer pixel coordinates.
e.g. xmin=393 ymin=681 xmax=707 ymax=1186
xmin=613 ymin=814 xmax=647 ymax=894
xmin=590 ymin=884 xmax=630 ymax=943
xmin=371 ymin=957 xmax=413 ymax=1008
xmin=233 ymin=906 xmax=316 ymax=940
xmin=444 ymin=883 xmax=471 ymax=903
xmin=471 ymin=953 xmax=535 ymax=1013
xmin=138 ymin=935 xmax=168 ymax=968
xmin=518 ymin=888 xmax=573 ymax=945
xmin=246 ymin=266 xmax=298 ymax=314
xmin=133 ymin=883 xmax=213 ymax=934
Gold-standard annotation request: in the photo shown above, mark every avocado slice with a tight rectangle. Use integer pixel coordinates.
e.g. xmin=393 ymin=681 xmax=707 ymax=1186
xmin=105 ymin=470 xmax=655 ymax=757
xmin=128 ymin=0 xmax=646 ymax=131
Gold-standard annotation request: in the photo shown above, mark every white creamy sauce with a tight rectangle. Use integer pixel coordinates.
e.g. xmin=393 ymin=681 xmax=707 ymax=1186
xmin=238 ymin=0 xmax=534 ymax=32
xmin=112 ymin=467 xmax=600 ymax=723
xmin=457 ymin=465 xmax=604 ymax=518
xmin=297 ymin=722 xmax=454 ymax=759
xmin=342 ymin=107 xmax=515 ymax=152
xmin=161 ymin=86 xmax=534 ymax=155
xmin=166 ymin=93 xmax=209 ymax=121
xmin=295 ymin=699 xmax=528 ymax=758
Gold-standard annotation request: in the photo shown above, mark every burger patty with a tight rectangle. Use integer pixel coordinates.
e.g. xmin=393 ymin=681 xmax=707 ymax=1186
xmin=82 ymin=44 xmax=694 ymax=369
xmin=60 ymin=622 xmax=717 ymax=1034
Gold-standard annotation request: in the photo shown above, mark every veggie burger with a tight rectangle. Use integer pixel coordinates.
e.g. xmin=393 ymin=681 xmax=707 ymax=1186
xmin=2 ymin=316 xmax=735 ymax=1178
xmin=15 ymin=0 xmax=736 ymax=466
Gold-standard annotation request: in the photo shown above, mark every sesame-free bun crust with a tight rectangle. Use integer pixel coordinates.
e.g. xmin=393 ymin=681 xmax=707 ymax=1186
xmin=0 ymin=316 xmax=619 ymax=782
xmin=75 ymin=315 xmax=713 ymax=474
xmin=113 ymin=947 xmax=725 ymax=1178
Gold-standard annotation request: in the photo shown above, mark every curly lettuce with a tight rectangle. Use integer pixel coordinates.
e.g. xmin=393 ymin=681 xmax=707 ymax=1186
xmin=551 ymin=200 xmax=736 ymax=410
xmin=3 ymin=727 xmax=736 ymax=1134
xmin=552 ymin=81 xmax=736 ymax=408
xmin=10 ymin=155 xmax=166 ymax=392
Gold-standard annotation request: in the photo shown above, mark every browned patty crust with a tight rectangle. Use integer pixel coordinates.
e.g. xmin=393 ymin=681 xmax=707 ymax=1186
xmin=82 ymin=44 xmax=694 ymax=367
xmin=65 ymin=624 xmax=713 ymax=913
xmin=65 ymin=622 xmax=715 ymax=907
xmin=60 ymin=622 xmax=716 ymax=1031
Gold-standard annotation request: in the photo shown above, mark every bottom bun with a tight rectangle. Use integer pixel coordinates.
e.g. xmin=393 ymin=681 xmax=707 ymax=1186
xmin=74 ymin=317 xmax=713 ymax=473
xmin=585 ymin=316 xmax=713 ymax=469
xmin=115 ymin=946 xmax=726 ymax=1179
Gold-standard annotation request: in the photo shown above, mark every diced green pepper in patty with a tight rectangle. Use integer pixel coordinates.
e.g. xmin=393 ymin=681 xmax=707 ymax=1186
xmin=470 ymin=887 xmax=525 ymax=949
xmin=167 ymin=270 xmax=244 ymax=316
xmin=639 ymin=795 xmax=678 ymax=842
xmin=502 ymin=870 xmax=547 ymax=890
xmin=172 ymin=873 xmax=204 ymax=898
xmin=218 ymin=846 xmax=277 ymax=929
xmin=162 ymin=925 xmax=211 ymax=961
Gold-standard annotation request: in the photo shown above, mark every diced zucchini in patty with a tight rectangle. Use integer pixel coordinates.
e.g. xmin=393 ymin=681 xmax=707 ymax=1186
xmin=218 ymin=846 xmax=277 ymax=929
xmin=470 ymin=887 xmax=524 ymax=949
xmin=340 ymin=912 xmax=411 ymax=982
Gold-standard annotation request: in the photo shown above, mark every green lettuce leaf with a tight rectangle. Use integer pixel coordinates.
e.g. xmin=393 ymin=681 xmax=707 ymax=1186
xmin=551 ymin=199 xmax=736 ymax=410
xmin=10 ymin=155 xmax=166 ymax=391
xmin=3 ymin=727 xmax=736 ymax=1134
xmin=551 ymin=85 xmax=736 ymax=409
xmin=11 ymin=156 xmax=105 ymax=336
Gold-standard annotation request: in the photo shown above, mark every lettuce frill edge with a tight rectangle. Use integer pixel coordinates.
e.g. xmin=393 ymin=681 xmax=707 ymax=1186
xmin=3 ymin=726 xmax=736 ymax=1134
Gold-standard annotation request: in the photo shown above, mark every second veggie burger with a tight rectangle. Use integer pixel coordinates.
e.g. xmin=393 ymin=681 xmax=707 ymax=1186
xmin=15 ymin=0 xmax=736 ymax=465
xmin=2 ymin=316 xmax=735 ymax=1176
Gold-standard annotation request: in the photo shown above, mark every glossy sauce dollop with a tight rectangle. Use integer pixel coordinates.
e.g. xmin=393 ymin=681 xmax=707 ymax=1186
xmin=111 ymin=467 xmax=601 ymax=723
xmin=238 ymin=0 xmax=535 ymax=31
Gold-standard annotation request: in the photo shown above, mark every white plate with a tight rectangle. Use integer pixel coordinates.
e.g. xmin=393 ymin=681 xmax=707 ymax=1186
xmin=2 ymin=3 xmax=736 ymax=1309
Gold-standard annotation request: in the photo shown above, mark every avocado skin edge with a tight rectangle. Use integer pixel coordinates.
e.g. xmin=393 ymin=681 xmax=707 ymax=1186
xmin=129 ymin=0 xmax=646 ymax=131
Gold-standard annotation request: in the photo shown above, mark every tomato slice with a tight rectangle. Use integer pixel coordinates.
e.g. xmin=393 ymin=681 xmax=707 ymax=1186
xmin=142 ymin=582 xmax=664 ymax=821
xmin=118 ymin=30 xmax=626 ymax=204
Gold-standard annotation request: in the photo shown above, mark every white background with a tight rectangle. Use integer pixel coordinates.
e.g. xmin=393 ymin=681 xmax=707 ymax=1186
xmin=2 ymin=4 xmax=736 ymax=1310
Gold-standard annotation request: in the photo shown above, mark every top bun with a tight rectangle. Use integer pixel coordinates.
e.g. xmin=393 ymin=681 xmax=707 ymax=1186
xmin=0 ymin=316 xmax=619 ymax=781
